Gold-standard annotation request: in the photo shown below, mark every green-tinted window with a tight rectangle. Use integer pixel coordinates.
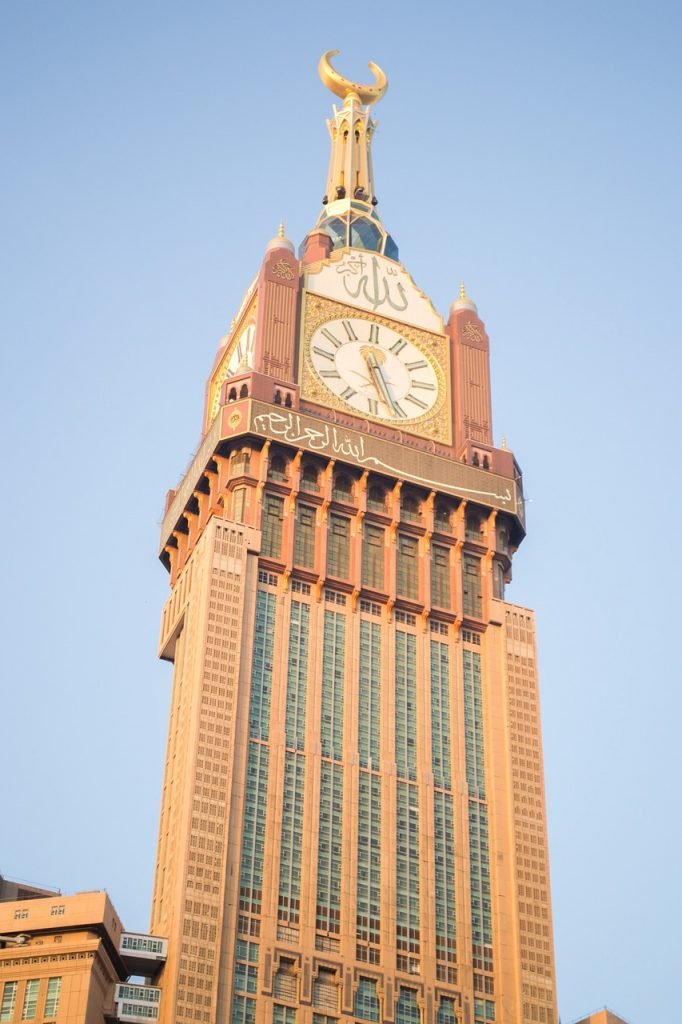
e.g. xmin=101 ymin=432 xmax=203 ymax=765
xmin=362 ymin=523 xmax=385 ymax=589
xmin=1 ymin=983 xmax=17 ymax=1022
xmin=396 ymin=782 xmax=420 ymax=948
xmin=431 ymin=544 xmax=450 ymax=608
xmin=397 ymin=533 xmax=418 ymax=599
xmin=44 ymin=978 xmax=61 ymax=1019
xmin=358 ymin=621 xmax=381 ymax=768
xmin=250 ymin=591 xmax=276 ymax=739
xmin=233 ymin=486 xmax=247 ymax=524
xmin=463 ymin=650 xmax=485 ymax=797
xmin=285 ymin=601 xmax=309 ymax=748
xmin=356 ymin=771 xmax=381 ymax=944
xmin=232 ymin=994 xmax=256 ymax=1024
xmin=462 ymin=554 xmax=482 ymax=617
xmin=327 ymin=514 xmax=350 ymax=577
xmin=437 ymin=998 xmax=458 ymax=1024
xmin=21 ymin=980 xmax=39 ymax=1021
xmin=294 ymin=502 xmax=316 ymax=567
xmin=321 ymin=612 xmax=345 ymax=760
xmin=262 ymin=494 xmax=285 ymax=558
xmin=430 ymin=640 xmax=452 ymax=789
xmin=354 ymin=978 xmax=380 ymax=1022
xmin=395 ymin=631 xmax=417 ymax=781
xmin=273 ymin=1006 xmax=297 ymax=1024
xmin=434 ymin=790 xmax=456 ymax=962
xmin=316 ymin=762 xmax=343 ymax=932
xmin=279 ymin=752 xmax=305 ymax=924
xmin=396 ymin=988 xmax=420 ymax=1024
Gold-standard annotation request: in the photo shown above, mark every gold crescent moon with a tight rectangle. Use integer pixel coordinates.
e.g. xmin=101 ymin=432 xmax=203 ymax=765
xmin=318 ymin=49 xmax=388 ymax=106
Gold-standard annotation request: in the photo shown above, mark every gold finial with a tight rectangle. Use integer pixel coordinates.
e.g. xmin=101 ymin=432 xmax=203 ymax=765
xmin=318 ymin=49 xmax=388 ymax=106
xmin=278 ymin=222 xmax=285 ymax=239
xmin=460 ymin=281 xmax=467 ymax=300
xmin=501 ymin=436 xmax=507 ymax=450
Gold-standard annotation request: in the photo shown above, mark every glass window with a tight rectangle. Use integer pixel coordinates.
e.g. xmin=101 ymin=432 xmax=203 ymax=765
xmin=431 ymin=544 xmax=450 ymax=607
xmin=462 ymin=555 xmax=482 ymax=617
xmin=327 ymin=515 xmax=350 ymax=578
xmin=262 ymin=495 xmax=285 ymax=558
xmin=21 ymin=980 xmax=40 ymax=1021
xmin=294 ymin=503 xmax=316 ymax=568
xmin=362 ymin=524 xmax=385 ymax=589
xmin=44 ymin=978 xmax=61 ymax=1019
xmin=397 ymin=533 xmax=418 ymax=599
xmin=354 ymin=978 xmax=379 ymax=1022
xmin=233 ymin=487 xmax=247 ymax=524
xmin=367 ymin=484 xmax=386 ymax=512
xmin=0 ymin=983 xmax=17 ymax=1022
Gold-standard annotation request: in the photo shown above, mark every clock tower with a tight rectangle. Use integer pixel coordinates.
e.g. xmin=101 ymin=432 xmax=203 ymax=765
xmin=150 ymin=52 xmax=558 ymax=1024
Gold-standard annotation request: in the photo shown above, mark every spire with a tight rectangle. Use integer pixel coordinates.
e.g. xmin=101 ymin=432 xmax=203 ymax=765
xmin=309 ymin=50 xmax=398 ymax=261
xmin=265 ymin=221 xmax=294 ymax=253
xmin=450 ymin=281 xmax=478 ymax=314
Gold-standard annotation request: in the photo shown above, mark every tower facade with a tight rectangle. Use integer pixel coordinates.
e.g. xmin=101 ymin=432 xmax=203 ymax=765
xmin=150 ymin=53 xmax=558 ymax=1024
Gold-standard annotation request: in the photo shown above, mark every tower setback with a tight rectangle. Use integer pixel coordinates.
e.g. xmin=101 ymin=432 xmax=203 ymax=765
xmin=150 ymin=53 xmax=558 ymax=1024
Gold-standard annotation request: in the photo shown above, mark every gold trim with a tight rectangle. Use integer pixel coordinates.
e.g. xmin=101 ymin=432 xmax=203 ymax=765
xmin=208 ymin=295 xmax=258 ymax=423
xmin=300 ymin=294 xmax=451 ymax=443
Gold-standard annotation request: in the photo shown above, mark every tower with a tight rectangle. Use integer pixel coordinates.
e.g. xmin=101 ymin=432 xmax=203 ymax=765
xmin=150 ymin=52 xmax=558 ymax=1024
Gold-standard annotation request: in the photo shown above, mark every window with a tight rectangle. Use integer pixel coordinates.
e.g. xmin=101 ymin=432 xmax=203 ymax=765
xmin=312 ymin=969 xmax=339 ymax=1012
xmin=462 ymin=555 xmax=482 ymax=617
xmin=294 ymin=503 xmax=316 ymax=568
xmin=327 ymin=515 xmax=350 ymax=577
xmin=301 ymin=464 xmax=320 ymax=492
xmin=273 ymin=960 xmax=297 ymax=1003
xmin=233 ymin=451 xmax=251 ymax=475
xmin=332 ymin=474 xmax=352 ymax=503
xmin=269 ymin=454 xmax=288 ymax=482
xmin=367 ymin=484 xmax=386 ymax=512
xmin=1 ymin=982 xmax=17 ymax=1022
xmin=21 ymin=980 xmax=40 ymax=1021
xmin=431 ymin=544 xmax=450 ymax=607
xmin=401 ymin=492 xmax=421 ymax=522
xmin=493 ymin=561 xmax=505 ymax=600
xmin=362 ymin=524 xmax=385 ymax=589
xmin=233 ymin=487 xmax=247 ymax=523
xmin=44 ymin=978 xmax=61 ymax=1019
xmin=434 ymin=499 xmax=453 ymax=532
xmin=466 ymin=511 xmax=483 ymax=543
xmin=397 ymin=533 xmax=418 ymax=599
xmin=395 ymin=988 xmax=420 ymax=1024
xmin=354 ymin=979 xmax=379 ymax=1023
xmin=262 ymin=495 xmax=284 ymax=558
xmin=273 ymin=1006 xmax=297 ymax=1024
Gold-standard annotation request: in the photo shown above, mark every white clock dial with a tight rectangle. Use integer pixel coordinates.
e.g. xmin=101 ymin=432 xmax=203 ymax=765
xmin=227 ymin=323 xmax=255 ymax=375
xmin=309 ymin=317 xmax=440 ymax=422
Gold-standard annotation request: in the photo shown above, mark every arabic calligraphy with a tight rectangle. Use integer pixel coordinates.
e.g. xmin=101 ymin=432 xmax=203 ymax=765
xmin=337 ymin=253 xmax=409 ymax=313
xmin=252 ymin=411 xmax=513 ymax=505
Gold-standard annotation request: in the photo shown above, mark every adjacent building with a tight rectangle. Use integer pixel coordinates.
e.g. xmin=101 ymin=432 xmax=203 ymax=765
xmin=148 ymin=51 xmax=558 ymax=1024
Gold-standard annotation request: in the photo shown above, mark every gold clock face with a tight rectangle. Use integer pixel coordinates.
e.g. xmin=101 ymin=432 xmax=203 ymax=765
xmin=309 ymin=316 xmax=440 ymax=422
xmin=227 ymin=323 xmax=255 ymax=376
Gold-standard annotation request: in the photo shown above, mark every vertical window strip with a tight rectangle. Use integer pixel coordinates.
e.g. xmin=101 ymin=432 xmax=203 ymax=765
xmin=430 ymin=640 xmax=452 ymax=790
xmin=437 ymin=998 xmax=458 ymax=1024
xmin=251 ymin=590 xmax=276 ymax=740
xmin=397 ymin=533 xmax=418 ymax=599
xmin=0 ymin=982 xmax=17 ymax=1022
xmin=431 ymin=544 xmax=451 ymax=608
xmin=232 ymin=994 xmax=256 ymax=1024
xmin=396 ymin=781 xmax=420 ymax=948
xmin=21 ymin=980 xmax=39 ymax=1021
xmin=239 ymin=743 xmax=270 ymax=914
xmin=262 ymin=494 xmax=285 ymax=559
xmin=327 ymin=514 xmax=350 ymax=577
xmin=462 ymin=554 xmax=482 ymax=618
xmin=395 ymin=631 xmax=417 ymax=781
xmin=354 ymin=978 xmax=380 ymax=1022
xmin=273 ymin=1006 xmax=297 ymax=1024
xmin=463 ymin=651 xmax=486 ymax=798
xmin=434 ymin=790 xmax=457 ymax=962
xmin=44 ymin=978 xmax=61 ymax=1019
xmin=396 ymin=988 xmax=421 ymax=1024
xmin=316 ymin=762 xmax=343 ymax=932
xmin=321 ymin=612 xmax=345 ymax=760
xmin=294 ymin=502 xmax=316 ymax=567
xmin=358 ymin=620 xmax=381 ymax=768
xmin=469 ymin=801 xmax=493 ymax=948
xmin=286 ymin=601 xmax=309 ymax=749
xmin=362 ymin=523 xmax=385 ymax=589
xmin=356 ymin=771 xmax=381 ymax=943
xmin=279 ymin=752 xmax=305 ymax=924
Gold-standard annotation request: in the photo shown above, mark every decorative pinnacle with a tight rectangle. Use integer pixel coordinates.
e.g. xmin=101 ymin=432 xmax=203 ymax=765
xmin=459 ymin=282 xmax=467 ymax=300
xmin=318 ymin=49 xmax=388 ymax=106
xmin=501 ymin=436 xmax=507 ymax=450
xmin=278 ymin=222 xmax=285 ymax=239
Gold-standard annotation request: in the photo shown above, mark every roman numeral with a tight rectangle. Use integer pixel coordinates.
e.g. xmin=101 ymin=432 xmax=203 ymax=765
xmin=368 ymin=398 xmax=378 ymax=415
xmin=405 ymin=393 xmax=429 ymax=410
xmin=320 ymin=370 xmax=341 ymax=379
xmin=340 ymin=386 xmax=357 ymax=401
xmin=342 ymin=320 xmax=358 ymax=341
xmin=412 ymin=380 xmax=436 ymax=391
xmin=389 ymin=337 xmax=407 ymax=354
xmin=313 ymin=346 xmax=336 ymax=362
xmin=406 ymin=359 xmax=428 ymax=371
xmin=368 ymin=324 xmax=380 ymax=344
xmin=321 ymin=328 xmax=343 ymax=348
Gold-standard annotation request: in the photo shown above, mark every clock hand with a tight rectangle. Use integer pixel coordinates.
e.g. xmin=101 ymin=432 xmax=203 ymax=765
xmin=361 ymin=346 xmax=399 ymax=414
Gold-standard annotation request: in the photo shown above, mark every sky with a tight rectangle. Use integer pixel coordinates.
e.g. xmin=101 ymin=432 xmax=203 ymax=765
xmin=2 ymin=2 xmax=681 ymax=1022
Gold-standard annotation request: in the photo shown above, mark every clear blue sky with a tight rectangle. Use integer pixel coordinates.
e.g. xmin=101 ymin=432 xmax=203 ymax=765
xmin=2 ymin=3 xmax=680 ymax=1022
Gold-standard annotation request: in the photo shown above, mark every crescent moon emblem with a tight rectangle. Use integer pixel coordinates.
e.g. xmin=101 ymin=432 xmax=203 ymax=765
xmin=318 ymin=49 xmax=388 ymax=106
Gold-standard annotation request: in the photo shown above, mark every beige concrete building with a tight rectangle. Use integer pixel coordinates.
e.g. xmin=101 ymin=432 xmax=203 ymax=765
xmin=571 ymin=1010 xmax=631 ymax=1024
xmin=149 ymin=52 xmax=558 ymax=1024
xmin=0 ymin=891 xmax=167 ymax=1024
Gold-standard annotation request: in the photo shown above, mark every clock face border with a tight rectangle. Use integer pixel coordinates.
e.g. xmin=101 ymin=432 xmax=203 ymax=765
xmin=208 ymin=297 xmax=258 ymax=424
xmin=300 ymin=293 xmax=451 ymax=443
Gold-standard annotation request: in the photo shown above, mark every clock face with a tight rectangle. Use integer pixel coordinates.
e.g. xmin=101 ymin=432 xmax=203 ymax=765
xmin=227 ymin=323 xmax=255 ymax=376
xmin=309 ymin=316 xmax=440 ymax=422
